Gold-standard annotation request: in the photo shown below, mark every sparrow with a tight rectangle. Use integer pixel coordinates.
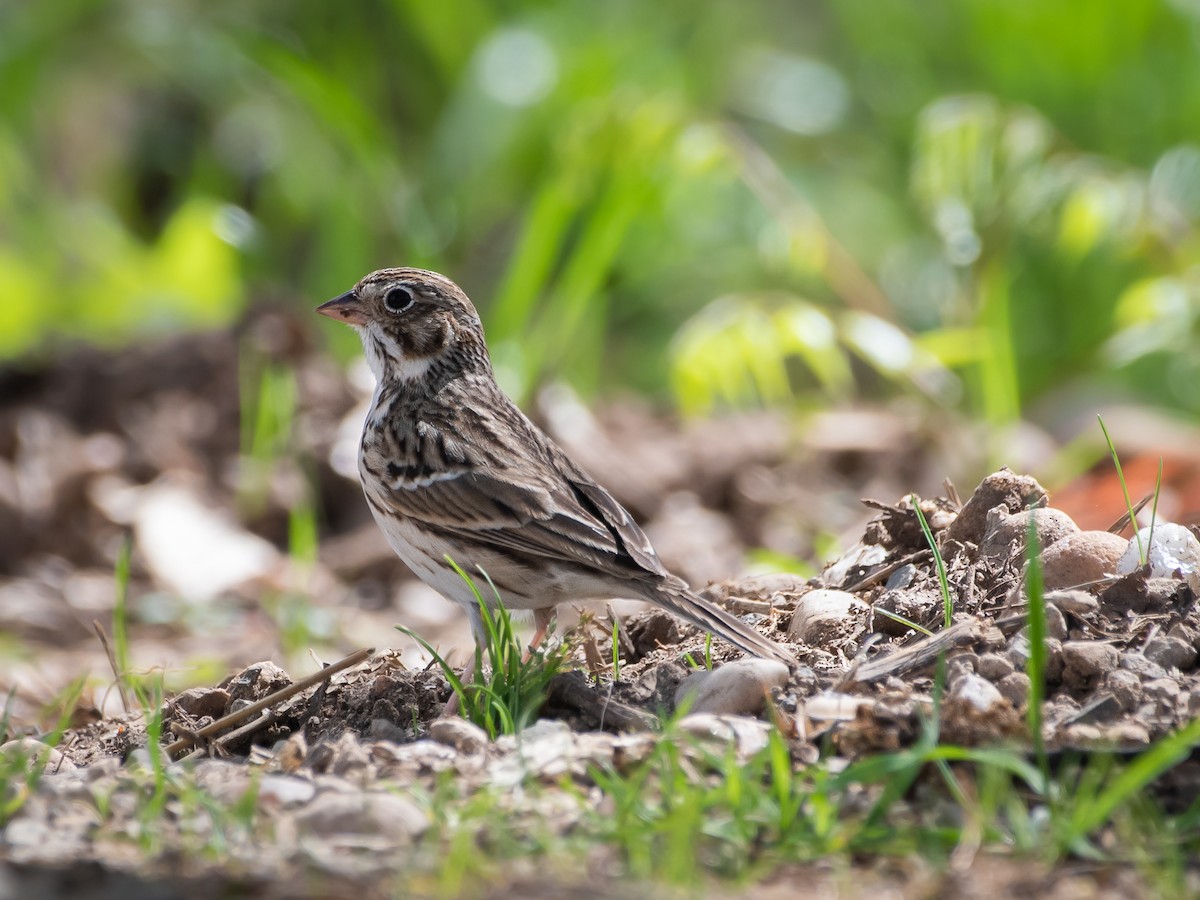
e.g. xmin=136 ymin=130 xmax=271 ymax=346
xmin=317 ymin=268 xmax=793 ymax=668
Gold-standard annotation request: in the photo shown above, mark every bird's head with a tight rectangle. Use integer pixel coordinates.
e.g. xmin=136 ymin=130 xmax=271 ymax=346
xmin=317 ymin=268 xmax=490 ymax=383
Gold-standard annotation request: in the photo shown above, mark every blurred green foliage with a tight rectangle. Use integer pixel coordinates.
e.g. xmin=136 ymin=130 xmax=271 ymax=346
xmin=4 ymin=0 xmax=1200 ymax=426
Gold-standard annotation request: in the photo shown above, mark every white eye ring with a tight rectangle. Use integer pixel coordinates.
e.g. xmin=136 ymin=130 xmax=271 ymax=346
xmin=384 ymin=286 xmax=415 ymax=314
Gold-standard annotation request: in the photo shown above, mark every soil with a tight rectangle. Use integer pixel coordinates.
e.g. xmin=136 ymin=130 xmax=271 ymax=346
xmin=2 ymin=314 xmax=1198 ymax=897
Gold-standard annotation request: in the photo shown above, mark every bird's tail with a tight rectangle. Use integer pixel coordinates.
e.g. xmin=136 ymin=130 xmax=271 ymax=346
xmin=641 ymin=580 xmax=794 ymax=668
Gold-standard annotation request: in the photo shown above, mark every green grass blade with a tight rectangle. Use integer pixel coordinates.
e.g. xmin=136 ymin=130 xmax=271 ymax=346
xmin=1098 ymin=415 xmax=1144 ymax=562
xmin=1067 ymin=715 xmax=1200 ymax=844
xmin=911 ymin=496 xmax=953 ymax=629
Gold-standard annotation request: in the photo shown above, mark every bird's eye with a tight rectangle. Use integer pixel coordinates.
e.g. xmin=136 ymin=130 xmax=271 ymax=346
xmin=383 ymin=286 xmax=415 ymax=314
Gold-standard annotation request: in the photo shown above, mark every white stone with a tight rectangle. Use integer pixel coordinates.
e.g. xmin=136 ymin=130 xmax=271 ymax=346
xmin=1116 ymin=523 xmax=1200 ymax=594
xmin=949 ymin=673 xmax=1004 ymax=714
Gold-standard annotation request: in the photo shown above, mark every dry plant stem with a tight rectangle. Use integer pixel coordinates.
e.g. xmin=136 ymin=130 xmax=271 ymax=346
xmin=92 ymin=619 xmax=130 ymax=714
xmin=164 ymin=646 xmax=373 ymax=758
xmin=604 ymin=603 xmax=638 ymax=663
xmin=850 ymin=619 xmax=978 ymax=684
xmin=844 ymin=551 xmax=930 ymax=594
xmin=832 ymin=633 xmax=885 ymax=691
xmin=581 ymin=635 xmax=607 ymax=676
xmin=1107 ymin=492 xmax=1153 ymax=535
xmin=943 ymin=477 xmax=962 ymax=509
xmin=549 ymin=671 xmax=657 ymax=732
xmin=179 ymin=709 xmax=281 ymax=762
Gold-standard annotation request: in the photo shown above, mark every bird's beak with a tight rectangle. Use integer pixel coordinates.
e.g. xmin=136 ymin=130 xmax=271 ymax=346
xmin=316 ymin=290 xmax=367 ymax=326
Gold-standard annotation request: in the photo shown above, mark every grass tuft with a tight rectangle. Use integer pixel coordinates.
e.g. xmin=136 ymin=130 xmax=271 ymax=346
xmin=397 ymin=557 xmax=570 ymax=739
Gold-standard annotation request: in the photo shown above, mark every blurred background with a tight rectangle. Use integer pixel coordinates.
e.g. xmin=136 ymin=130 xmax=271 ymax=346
xmin=4 ymin=0 xmax=1200 ymax=715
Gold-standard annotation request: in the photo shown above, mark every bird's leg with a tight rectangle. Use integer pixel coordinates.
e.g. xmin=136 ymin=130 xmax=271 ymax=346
xmin=442 ymin=651 xmax=482 ymax=718
xmin=443 ymin=608 xmax=488 ymax=717
xmin=524 ymin=607 xmax=556 ymax=662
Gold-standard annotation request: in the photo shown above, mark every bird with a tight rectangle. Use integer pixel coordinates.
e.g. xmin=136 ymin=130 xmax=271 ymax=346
xmin=317 ymin=267 xmax=793 ymax=668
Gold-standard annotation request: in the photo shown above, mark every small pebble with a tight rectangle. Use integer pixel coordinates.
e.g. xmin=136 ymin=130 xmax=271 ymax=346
xmin=1104 ymin=669 xmax=1142 ymax=711
xmin=368 ymin=718 xmax=407 ymax=744
xmin=1062 ymin=723 xmax=1103 ymax=746
xmin=1039 ymin=531 xmax=1127 ymax=591
xmin=996 ymin=672 xmax=1031 ymax=707
xmin=949 ymin=673 xmax=1005 ymax=714
xmin=677 ymin=714 xmax=772 ymax=757
xmin=429 ymin=717 xmax=489 ymax=755
xmin=872 ymin=588 xmax=941 ymax=636
xmin=1144 ymin=635 xmax=1197 ymax=671
xmin=1106 ymin=721 xmax=1151 ymax=746
xmin=787 ymin=589 xmax=867 ymax=644
xmin=976 ymin=652 xmax=1015 ymax=681
xmin=1143 ymin=677 xmax=1181 ymax=707
xmin=1062 ymin=641 xmax=1119 ymax=683
xmin=1120 ymin=653 xmax=1168 ymax=680
xmin=1101 ymin=575 xmax=1189 ymax=614
xmin=944 ymin=469 xmax=1049 ymax=548
xmin=226 ymin=661 xmax=292 ymax=705
xmin=884 ymin=564 xmax=917 ymax=590
xmin=674 ymin=659 xmax=789 ymax=716
xmin=1043 ymin=603 xmax=1068 ymax=641
xmin=1044 ymin=638 xmax=1064 ymax=685
xmin=257 ymin=774 xmax=317 ymax=809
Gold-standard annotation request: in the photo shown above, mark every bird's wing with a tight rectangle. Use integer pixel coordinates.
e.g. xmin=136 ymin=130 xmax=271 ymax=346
xmin=364 ymin=405 xmax=668 ymax=582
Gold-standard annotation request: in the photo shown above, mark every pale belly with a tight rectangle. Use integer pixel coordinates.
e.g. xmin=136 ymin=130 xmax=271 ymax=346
xmin=364 ymin=495 xmax=632 ymax=616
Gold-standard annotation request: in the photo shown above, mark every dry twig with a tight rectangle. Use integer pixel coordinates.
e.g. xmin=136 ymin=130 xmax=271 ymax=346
xmin=164 ymin=646 xmax=373 ymax=759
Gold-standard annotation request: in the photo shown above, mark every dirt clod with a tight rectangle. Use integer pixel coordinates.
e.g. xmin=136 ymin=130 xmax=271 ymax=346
xmin=1062 ymin=641 xmax=1120 ymax=688
xmin=980 ymin=507 xmax=1079 ymax=571
xmin=225 ymin=661 xmax=293 ymax=706
xmin=943 ymin=468 xmax=1048 ymax=548
xmin=169 ymin=686 xmax=231 ymax=720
